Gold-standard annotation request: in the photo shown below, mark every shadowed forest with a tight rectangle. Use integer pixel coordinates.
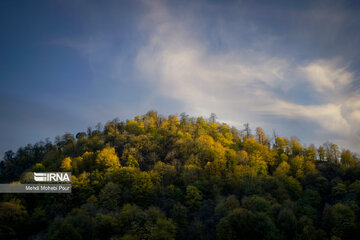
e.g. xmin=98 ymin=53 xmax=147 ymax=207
xmin=1 ymin=111 xmax=360 ymax=240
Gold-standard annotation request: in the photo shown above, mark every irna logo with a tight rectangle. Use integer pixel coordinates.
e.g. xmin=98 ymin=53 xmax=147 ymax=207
xmin=33 ymin=172 xmax=71 ymax=182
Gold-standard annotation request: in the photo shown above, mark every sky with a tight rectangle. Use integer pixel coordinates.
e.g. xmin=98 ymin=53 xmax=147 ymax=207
xmin=1 ymin=0 xmax=360 ymax=157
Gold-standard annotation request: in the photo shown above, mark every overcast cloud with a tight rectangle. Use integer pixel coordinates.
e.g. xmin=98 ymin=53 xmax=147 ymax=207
xmin=135 ymin=0 xmax=360 ymax=152
xmin=1 ymin=0 xmax=360 ymax=155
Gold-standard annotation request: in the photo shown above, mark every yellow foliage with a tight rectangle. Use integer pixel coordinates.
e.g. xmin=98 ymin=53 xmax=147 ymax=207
xmin=208 ymin=122 xmax=219 ymax=130
xmin=196 ymin=135 xmax=226 ymax=164
xmin=290 ymin=156 xmax=304 ymax=173
xmin=169 ymin=115 xmax=180 ymax=126
xmin=275 ymin=136 xmax=285 ymax=154
xmin=274 ymin=161 xmax=290 ymax=176
xmin=216 ymin=132 xmax=234 ymax=148
xmin=244 ymin=138 xmax=267 ymax=154
xmin=237 ymin=150 xmax=249 ymax=164
xmin=248 ymin=151 xmax=268 ymax=176
xmin=290 ymin=137 xmax=302 ymax=155
xmin=71 ymin=156 xmax=83 ymax=174
xmin=60 ymin=157 xmax=72 ymax=171
xmin=148 ymin=170 xmax=161 ymax=186
xmin=125 ymin=119 xmax=145 ymax=134
xmin=32 ymin=163 xmax=46 ymax=172
xmin=153 ymin=161 xmax=176 ymax=177
xmin=219 ymin=124 xmax=230 ymax=132
xmin=204 ymin=159 xmax=226 ymax=177
xmin=304 ymin=160 xmax=317 ymax=175
xmin=96 ymin=147 xmax=120 ymax=169
xmin=82 ymin=151 xmax=94 ymax=159
xmin=225 ymin=148 xmax=237 ymax=169
xmin=233 ymin=165 xmax=257 ymax=178
xmin=132 ymin=171 xmax=155 ymax=195
xmin=177 ymin=131 xmax=192 ymax=140
xmin=126 ymin=155 xmax=139 ymax=168
xmin=72 ymin=172 xmax=90 ymax=187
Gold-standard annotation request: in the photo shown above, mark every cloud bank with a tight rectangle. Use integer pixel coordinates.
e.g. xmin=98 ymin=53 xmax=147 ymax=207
xmin=136 ymin=1 xmax=360 ymax=152
xmin=2 ymin=0 xmax=359 ymax=156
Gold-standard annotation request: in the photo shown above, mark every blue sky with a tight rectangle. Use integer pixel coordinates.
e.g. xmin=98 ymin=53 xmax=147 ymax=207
xmin=1 ymin=0 xmax=360 ymax=156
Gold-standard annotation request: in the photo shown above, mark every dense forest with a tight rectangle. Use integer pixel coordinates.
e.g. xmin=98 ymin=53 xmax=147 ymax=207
xmin=1 ymin=111 xmax=360 ymax=240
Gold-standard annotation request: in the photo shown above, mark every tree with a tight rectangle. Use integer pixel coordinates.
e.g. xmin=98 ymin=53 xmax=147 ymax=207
xmin=153 ymin=161 xmax=176 ymax=185
xmin=215 ymin=195 xmax=240 ymax=218
xmin=216 ymin=208 xmax=254 ymax=240
xmin=31 ymin=163 xmax=46 ymax=172
xmin=185 ymin=185 xmax=203 ymax=211
xmin=243 ymin=123 xmax=252 ymax=139
xmin=216 ymin=208 xmax=278 ymax=240
xmin=256 ymin=127 xmax=268 ymax=145
xmin=305 ymin=145 xmax=317 ymax=162
xmin=348 ymin=180 xmax=360 ymax=198
xmin=241 ymin=195 xmax=270 ymax=213
xmin=95 ymin=213 xmax=119 ymax=239
xmin=275 ymin=136 xmax=285 ymax=155
xmin=248 ymin=151 xmax=268 ymax=176
xmin=209 ymin=113 xmax=217 ymax=123
xmin=125 ymin=155 xmax=140 ymax=168
xmin=60 ymin=157 xmax=72 ymax=171
xmin=298 ymin=216 xmax=317 ymax=240
xmin=277 ymin=208 xmax=297 ymax=240
xmin=96 ymin=147 xmax=120 ymax=169
xmin=48 ymin=209 xmax=94 ymax=240
xmin=290 ymin=137 xmax=302 ymax=156
xmin=282 ymin=176 xmax=303 ymax=200
xmin=289 ymin=156 xmax=305 ymax=179
xmin=49 ymin=222 xmax=82 ymax=240
xmin=341 ymin=150 xmax=356 ymax=166
xmin=142 ymin=207 xmax=176 ymax=240
xmin=1 ymin=111 xmax=360 ymax=239
xmin=170 ymin=202 xmax=188 ymax=229
xmin=117 ymin=205 xmax=176 ymax=240
xmin=318 ymin=146 xmax=325 ymax=161
xmin=195 ymin=135 xmax=226 ymax=166
xmin=324 ymin=142 xmax=340 ymax=164
xmin=274 ymin=161 xmax=290 ymax=176
xmin=99 ymin=182 xmax=122 ymax=211
xmin=0 ymin=199 xmax=28 ymax=239
xmin=322 ymin=203 xmax=355 ymax=239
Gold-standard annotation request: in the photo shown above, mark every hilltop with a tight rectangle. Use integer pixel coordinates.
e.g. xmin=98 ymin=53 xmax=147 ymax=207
xmin=1 ymin=111 xmax=360 ymax=240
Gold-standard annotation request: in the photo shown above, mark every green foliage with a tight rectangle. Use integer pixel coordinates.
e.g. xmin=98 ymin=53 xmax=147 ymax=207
xmin=242 ymin=195 xmax=271 ymax=213
xmin=216 ymin=208 xmax=279 ymax=240
xmin=322 ymin=203 xmax=356 ymax=239
xmin=48 ymin=208 xmax=94 ymax=240
xmin=0 ymin=199 xmax=28 ymax=239
xmin=125 ymin=155 xmax=140 ymax=168
xmin=99 ymin=182 xmax=122 ymax=211
xmin=274 ymin=161 xmax=290 ymax=176
xmin=32 ymin=163 xmax=46 ymax=172
xmin=277 ymin=208 xmax=297 ymax=239
xmin=185 ymin=185 xmax=203 ymax=211
xmin=0 ymin=111 xmax=360 ymax=239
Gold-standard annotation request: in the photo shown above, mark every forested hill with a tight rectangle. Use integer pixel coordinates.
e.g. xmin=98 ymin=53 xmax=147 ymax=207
xmin=1 ymin=111 xmax=360 ymax=240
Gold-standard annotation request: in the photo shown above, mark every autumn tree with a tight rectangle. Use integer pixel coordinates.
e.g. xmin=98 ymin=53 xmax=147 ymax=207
xmin=96 ymin=147 xmax=120 ymax=169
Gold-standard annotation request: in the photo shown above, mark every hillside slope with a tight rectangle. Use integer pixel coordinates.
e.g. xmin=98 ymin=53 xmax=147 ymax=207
xmin=1 ymin=111 xmax=360 ymax=240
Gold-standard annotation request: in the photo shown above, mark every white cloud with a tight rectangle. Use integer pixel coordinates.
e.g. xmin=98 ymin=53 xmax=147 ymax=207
xmin=136 ymin=1 xmax=360 ymax=152
xmin=300 ymin=59 xmax=353 ymax=93
xmin=265 ymin=101 xmax=349 ymax=134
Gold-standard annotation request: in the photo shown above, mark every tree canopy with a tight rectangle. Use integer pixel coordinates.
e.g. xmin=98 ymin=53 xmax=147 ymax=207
xmin=1 ymin=111 xmax=360 ymax=240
